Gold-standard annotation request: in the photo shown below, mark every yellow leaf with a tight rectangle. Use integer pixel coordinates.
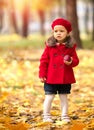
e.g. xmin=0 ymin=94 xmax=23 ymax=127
xmin=0 ymin=117 xmax=11 ymax=124
xmin=36 ymin=121 xmax=52 ymax=127
xmin=0 ymin=123 xmax=9 ymax=130
xmin=51 ymin=110 xmax=60 ymax=116
xmin=55 ymin=120 xmax=69 ymax=126
xmin=5 ymin=122 xmax=30 ymax=130
xmin=70 ymin=123 xmax=86 ymax=130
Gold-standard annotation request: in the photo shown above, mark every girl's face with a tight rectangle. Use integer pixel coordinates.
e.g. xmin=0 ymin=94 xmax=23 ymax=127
xmin=53 ymin=25 xmax=68 ymax=43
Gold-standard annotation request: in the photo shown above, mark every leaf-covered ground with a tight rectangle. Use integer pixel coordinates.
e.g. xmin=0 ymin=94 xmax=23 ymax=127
xmin=0 ymin=48 xmax=94 ymax=130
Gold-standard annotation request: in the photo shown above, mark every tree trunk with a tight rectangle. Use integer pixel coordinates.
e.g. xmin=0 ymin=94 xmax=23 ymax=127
xmin=58 ymin=0 xmax=63 ymax=17
xmin=84 ymin=3 xmax=89 ymax=34
xmin=0 ymin=8 xmax=3 ymax=31
xmin=38 ymin=10 xmax=45 ymax=36
xmin=9 ymin=0 xmax=19 ymax=33
xmin=66 ymin=0 xmax=82 ymax=48
xmin=10 ymin=11 xmax=19 ymax=33
xmin=92 ymin=0 xmax=94 ymax=41
xmin=22 ymin=4 xmax=30 ymax=37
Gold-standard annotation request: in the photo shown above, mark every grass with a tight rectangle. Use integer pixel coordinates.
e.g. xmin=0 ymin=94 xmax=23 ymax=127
xmin=81 ymin=33 xmax=94 ymax=49
xmin=0 ymin=33 xmax=93 ymax=50
xmin=82 ymin=39 xmax=94 ymax=49
xmin=0 ymin=34 xmax=46 ymax=49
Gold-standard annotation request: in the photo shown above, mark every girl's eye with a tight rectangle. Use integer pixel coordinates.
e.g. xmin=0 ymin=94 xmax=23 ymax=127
xmin=60 ymin=30 xmax=64 ymax=32
xmin=54 ymin=30 xmax=57 ymax=32
xmin=54 ymin=30 xmax=64 ymax=33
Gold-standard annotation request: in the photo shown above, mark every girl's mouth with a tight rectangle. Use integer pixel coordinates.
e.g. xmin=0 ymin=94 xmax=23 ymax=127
xmin=57 ymin=35 xmax=61 ymax=37
xmin=57 ymin=36 xmax=62 ymax=39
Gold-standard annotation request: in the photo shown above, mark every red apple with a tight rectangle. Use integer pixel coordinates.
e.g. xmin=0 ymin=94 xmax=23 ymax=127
xmin=64 ymin=55 xmax=71 ymax=62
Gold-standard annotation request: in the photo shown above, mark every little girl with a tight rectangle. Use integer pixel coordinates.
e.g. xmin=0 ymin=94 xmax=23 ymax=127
xmin=39 ymin=18 xmax=79 ymax=122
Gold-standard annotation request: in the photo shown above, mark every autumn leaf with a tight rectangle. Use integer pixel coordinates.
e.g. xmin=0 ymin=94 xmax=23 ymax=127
xmin=0 ymin=48 xmax=94 ymax=130
xmin=5 ymin=122 xmax=30 ymax=130
xmin=70 ymin=123 xmax=86 ymax=130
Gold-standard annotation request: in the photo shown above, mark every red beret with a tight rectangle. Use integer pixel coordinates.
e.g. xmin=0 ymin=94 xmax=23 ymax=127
xmin=51 ymin=18 xmax=72 ymax=33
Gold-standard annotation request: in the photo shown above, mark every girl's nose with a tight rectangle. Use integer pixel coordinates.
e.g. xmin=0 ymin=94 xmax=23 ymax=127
xmin=57 ymin=31 xmax=60 ymax=34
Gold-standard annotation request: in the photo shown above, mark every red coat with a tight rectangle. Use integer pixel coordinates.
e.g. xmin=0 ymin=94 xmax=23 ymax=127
xmin=39 ymin=43 xmax=79 ymax=84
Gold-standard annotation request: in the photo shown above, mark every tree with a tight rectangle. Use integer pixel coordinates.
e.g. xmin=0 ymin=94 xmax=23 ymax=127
xmin=0 ymin=0 xmax=7 ymax=31
xmin=66 ymin=0 xmax=82 ymax=48
xmin=32 ymin=0 xmax=55 ymax=35
xmin=83 ymin=0 xmax=94 ymax=41
xmin=9 ymin=0 xmax=19 ymax=33
xmin=57 ymin=0 xmax=63 ymax=17
xmin=91 ymin=0 xmax=94 ymax=41
xmin=0 ymin=8 xmax=4 ymax=31
xmin=84 ymin=1 xmax=89 ymax=34
xmin=22 ymin=1 xmax=30 ymax=37
xmin=81 ymin=0 xmax=94 ymax=41
xmin=38 ymin=10 xmax=45 ymax=36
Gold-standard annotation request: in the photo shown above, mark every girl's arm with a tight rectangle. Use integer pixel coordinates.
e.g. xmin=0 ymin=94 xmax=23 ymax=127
xmin=64 ymin=44 xmax=79 ymax=67
xmin=39 ymin=46 xmax=49 ymax=80
xmin=70 ymin=44 xmax=79 ymax=67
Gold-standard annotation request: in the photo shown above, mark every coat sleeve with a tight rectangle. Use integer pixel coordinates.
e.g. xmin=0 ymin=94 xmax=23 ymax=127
xmin=70 ymin=44 xmax=79 ymax=67
xmin=39 ymin=46 xmax=50 ymax=78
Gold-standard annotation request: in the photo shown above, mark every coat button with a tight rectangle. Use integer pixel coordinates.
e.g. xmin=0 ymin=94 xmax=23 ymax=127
xmin=60 ymin=64 xmax=64 ymax=68
xmin=54 ymin=53 xmax=58 ymax=57
xmin=62 ymin=54 xmax=64 ymax=57
xmin=53 ymin=64 xmax=56 ymax=68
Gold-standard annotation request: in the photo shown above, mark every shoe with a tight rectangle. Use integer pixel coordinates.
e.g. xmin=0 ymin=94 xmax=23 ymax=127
xmin=61 ymin=114 xmax=71 ymax=123
xmin=43 ymin=114 xmax=53 ymax=122
xmin=43 ymin=118 xmax=53 ymax=122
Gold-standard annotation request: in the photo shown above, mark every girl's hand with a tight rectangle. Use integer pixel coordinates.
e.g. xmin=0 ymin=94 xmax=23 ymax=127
xmin=40 ymin=77 xmax=46 ymax=83
xmin=64 ymin=57 xmax=73 ymax=65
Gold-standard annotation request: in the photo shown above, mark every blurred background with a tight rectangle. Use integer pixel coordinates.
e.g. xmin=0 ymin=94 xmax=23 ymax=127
xmin=0 ymin=0 xmax=94 ymax=49
xmin=0 ymin=1 xmax=94 ymax=129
